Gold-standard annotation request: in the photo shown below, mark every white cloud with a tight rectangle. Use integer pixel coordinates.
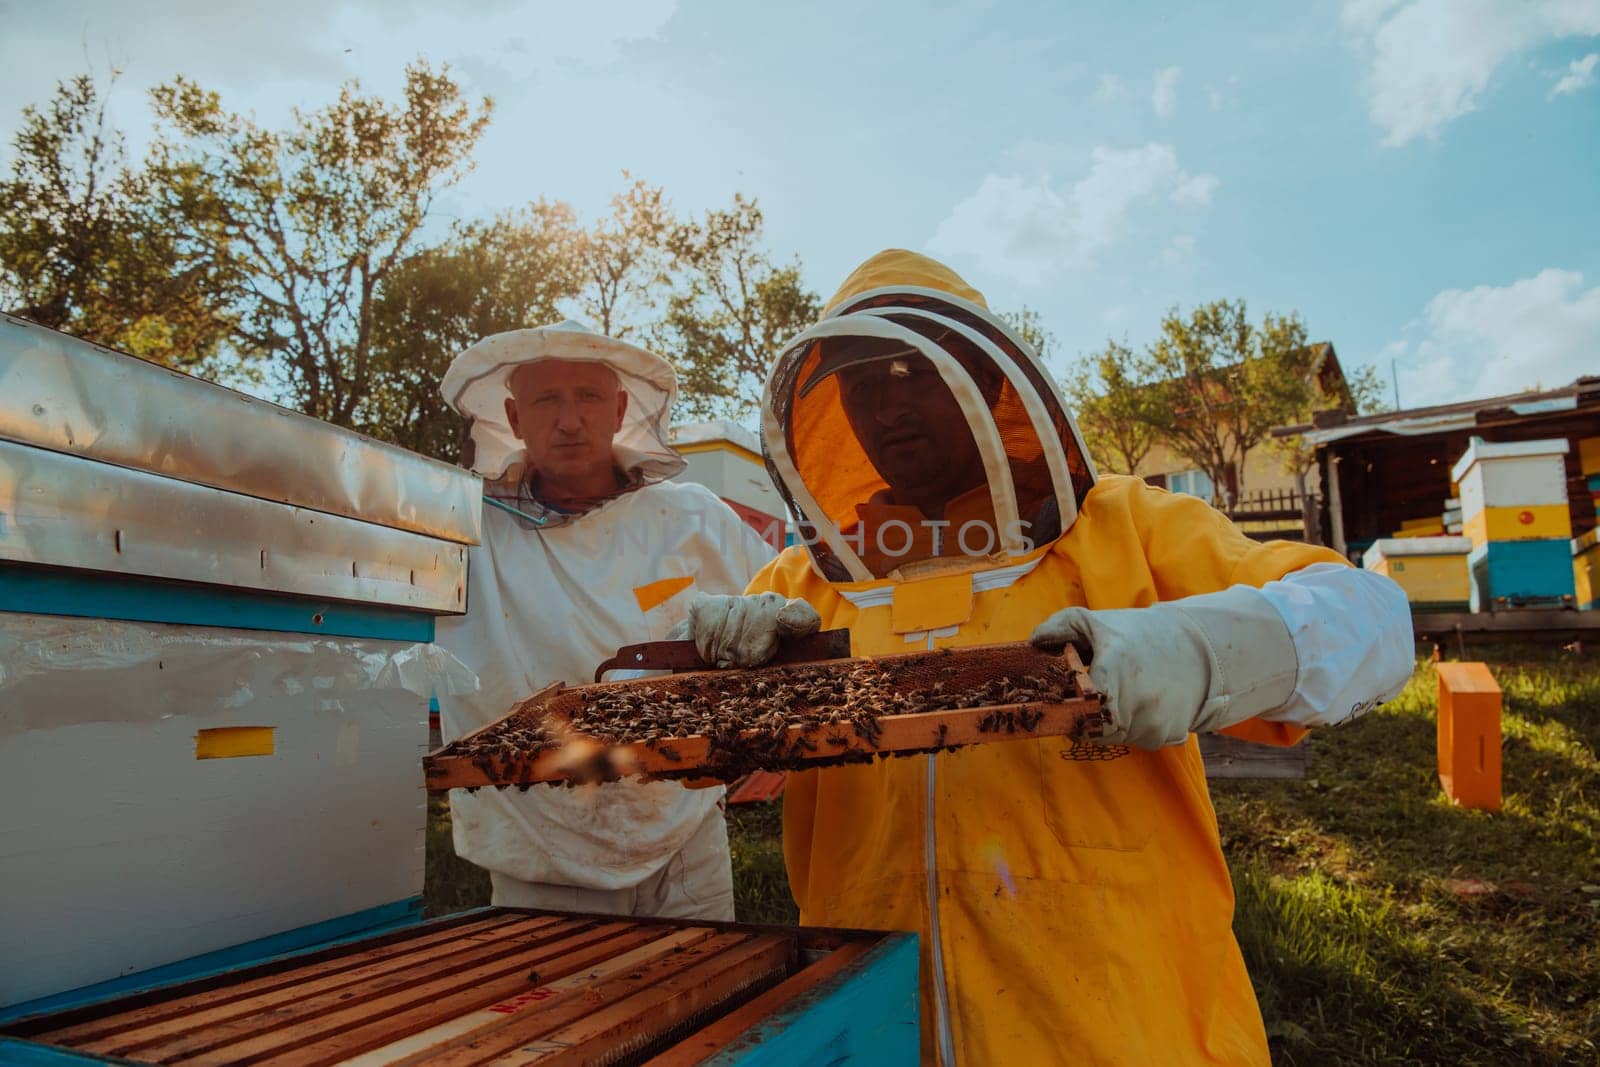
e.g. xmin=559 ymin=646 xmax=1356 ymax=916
xmin=1387 ymin=269 xmax=1600 ymax=406
xmin=1550 ymin=51 xmax=1600 ymax=97
xmin=1343 ymin=0 xmax=1600 ymax=146
xmin=1341 ymin=0 xmax=1406 ymax=32
xmin=1094 ymin=74 xmax=1124 ymax=103
xmin=1152 ymin=66 xmax=1180 ymax=118
xmin=1171 ymin=172 xmax=1218 ymax=205
xmin=1161 ymin=234 xmax=1196 ymax=268
xmin=926 ymin=143 xmax=1217 ymax=283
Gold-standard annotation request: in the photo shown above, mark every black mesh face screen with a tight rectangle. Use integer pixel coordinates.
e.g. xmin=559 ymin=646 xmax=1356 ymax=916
xmin=836 ymin=291 xmax=1096 ymax=508
xmin=872 ymin=312 xmax=1058 ymax=541
xmin=763 ymin=291 xmax=1099 ymax=581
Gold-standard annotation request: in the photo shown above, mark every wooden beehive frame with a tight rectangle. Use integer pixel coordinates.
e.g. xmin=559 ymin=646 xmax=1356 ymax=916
xmin=424 ymin=641 xmax=1107 ymax=791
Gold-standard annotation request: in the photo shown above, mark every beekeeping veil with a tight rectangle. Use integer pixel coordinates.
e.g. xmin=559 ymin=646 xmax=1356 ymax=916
xmin=441 ymin=320 xmax=685 ymax=488
xmin=761 ymin=250 xmax=1096 ymax=582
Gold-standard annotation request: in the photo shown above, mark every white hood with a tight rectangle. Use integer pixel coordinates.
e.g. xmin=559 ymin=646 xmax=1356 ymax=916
xmin=440 ymin=320 xmax=686 ymax=485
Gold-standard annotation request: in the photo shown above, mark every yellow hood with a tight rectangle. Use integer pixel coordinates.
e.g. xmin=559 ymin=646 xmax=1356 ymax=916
xmin=823 ymin=248 xmax=988 ymax=314
xmin=761 ymin=249 xmax=1097 ymax=582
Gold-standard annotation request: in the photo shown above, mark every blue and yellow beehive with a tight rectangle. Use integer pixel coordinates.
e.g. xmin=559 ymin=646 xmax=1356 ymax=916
xmin=1363 ymin=536 xmax=1473 ymax=612
xmin=1452 ymin=437 xmax=1576 ymax=611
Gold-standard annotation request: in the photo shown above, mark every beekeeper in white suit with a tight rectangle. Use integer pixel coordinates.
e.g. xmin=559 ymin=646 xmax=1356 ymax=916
xmin=435 ymin=321 xmax=775 ymax=919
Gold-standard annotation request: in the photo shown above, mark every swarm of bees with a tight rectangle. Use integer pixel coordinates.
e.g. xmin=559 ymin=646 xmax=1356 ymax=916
xmin=444 ymin=654 xmax=1091 ymax=789
xmin=464 ymin=721 xmax=559 ymax=791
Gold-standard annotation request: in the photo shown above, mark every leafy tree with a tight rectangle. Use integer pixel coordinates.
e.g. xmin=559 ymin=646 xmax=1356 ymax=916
xmin=1 ymin=69 xmax=827 ymax=448
xmin=573 ymin=176 xmax=672 ymax=340
xmin=1127 ymin=299 xmax=1320 ymax=507
xmin=1344 ymin=363 xmax=1388 ymax=415
xmin=1000 ymin=306 xmax=1055 ymax=363
xmin=145 ymin=62 xmax=491 ymax=426
xmin=0 ymin=73 xmax=231 ymax=365
xmin=364 ymin=203 xmax=583 ymax=459
xmin=656 ymin=195 xmax=821 ymax=422
xmin=1266 ymin=349 xmax=1388 ymax=481
xmin=1062 ymin=340 xmax=1156 ymax=475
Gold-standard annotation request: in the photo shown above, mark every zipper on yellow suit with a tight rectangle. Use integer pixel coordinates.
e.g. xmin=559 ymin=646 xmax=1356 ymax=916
xmin=922 ymin=628 xmax=958 ymax=1066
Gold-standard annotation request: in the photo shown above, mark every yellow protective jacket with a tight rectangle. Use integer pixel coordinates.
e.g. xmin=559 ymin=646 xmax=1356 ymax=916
xmin=747 ymin=249 xmax=1346 ymax=1064
xmin=752 ymin=478 xmax=1340 ymax=1063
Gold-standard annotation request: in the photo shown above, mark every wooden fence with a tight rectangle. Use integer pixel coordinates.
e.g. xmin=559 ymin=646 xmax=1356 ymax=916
xmin=1225 ymin=488 xmax=1318 ymax=542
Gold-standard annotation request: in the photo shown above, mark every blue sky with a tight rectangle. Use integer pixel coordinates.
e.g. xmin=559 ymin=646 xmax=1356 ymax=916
xmin=3 ymin=0 xmax=1597 ymax=410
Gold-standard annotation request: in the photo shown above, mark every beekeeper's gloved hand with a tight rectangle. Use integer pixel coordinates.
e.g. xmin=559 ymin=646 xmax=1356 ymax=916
xmin=1028 ymin=585 xmax=1299 ymax=749
xmin=669 ymin=592 xmax=822 ymax=669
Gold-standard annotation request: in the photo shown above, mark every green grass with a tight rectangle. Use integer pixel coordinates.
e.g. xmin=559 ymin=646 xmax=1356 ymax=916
xmin=424 ymin=795 xmax=488 ymax=917
xmin=424 ymin=641 xmax=1598 ymax=1062
xmin=726 ymin=800 xmax=798 ymax=925
xmin=1219 ymin=642 xmax=1599 ymax=1064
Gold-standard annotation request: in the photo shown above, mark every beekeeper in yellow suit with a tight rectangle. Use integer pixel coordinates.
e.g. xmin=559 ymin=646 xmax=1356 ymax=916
xmin=682 ymin=250 xmax=1415 ymax=1063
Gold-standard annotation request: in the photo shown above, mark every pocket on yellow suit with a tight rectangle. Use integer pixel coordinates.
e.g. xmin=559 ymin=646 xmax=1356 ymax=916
xmin=1036 ymin=739 xmax=1158 ymax=852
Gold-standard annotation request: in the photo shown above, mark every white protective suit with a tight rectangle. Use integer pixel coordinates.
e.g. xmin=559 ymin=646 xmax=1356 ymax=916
xmin=435 ymin=322 xmax=774 ymax=913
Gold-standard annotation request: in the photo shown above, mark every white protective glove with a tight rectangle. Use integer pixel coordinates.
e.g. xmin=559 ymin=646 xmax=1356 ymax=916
xmin=671 ymin=592 xmax=823 ymax=669
xmin=1028 ymin=585 xmax=1300 ymax=749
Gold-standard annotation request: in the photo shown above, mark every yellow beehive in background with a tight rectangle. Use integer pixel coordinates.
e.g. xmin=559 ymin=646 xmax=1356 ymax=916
xmin=1576 ymin=528 xmax=1600 ymax=611
xmin=1364 ymin=536 xmax=1473 ymax=612
xmin=1581 ymin=437 xmax=1600 ymax=528
xmin=1395 ymin=515 xmax=1446 ymax=538
xmin=1580 ymin=436 xmax=1600 ymax=476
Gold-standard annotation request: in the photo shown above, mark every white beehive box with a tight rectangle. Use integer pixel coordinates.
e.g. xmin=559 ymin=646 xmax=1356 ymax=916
xmin=0 ymin=315 xmax=477 ymax=1013
xmin=670 ymin=421 xmax=787 ymax=547
xmin=1450 ymin=437 xmax=1571 ymax=519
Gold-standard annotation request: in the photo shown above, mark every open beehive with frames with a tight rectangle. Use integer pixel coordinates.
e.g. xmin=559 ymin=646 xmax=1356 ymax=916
xmin=0 ymin=908 xmax=919 ymax=1065
xmin=424 ymin=641 xmax=1110 ymax=790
